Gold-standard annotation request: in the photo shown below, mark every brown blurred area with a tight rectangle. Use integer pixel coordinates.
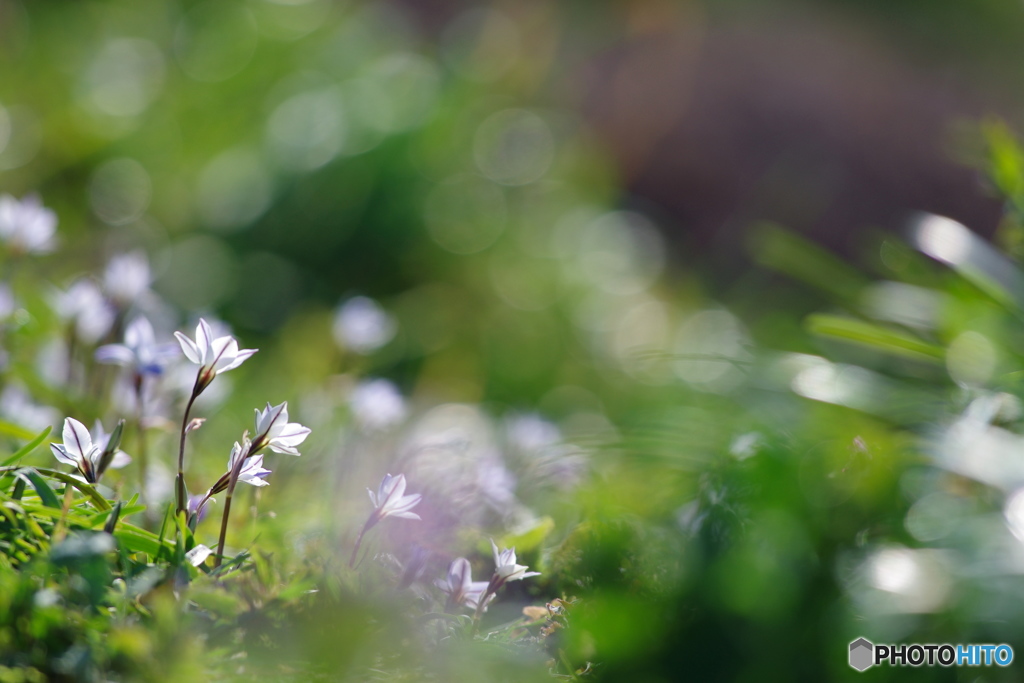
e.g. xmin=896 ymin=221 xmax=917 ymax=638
xmin=579 ymin=1 xmax=1005 ymax=267
xmin=406 ymin=0 xmax=1009 ymax=271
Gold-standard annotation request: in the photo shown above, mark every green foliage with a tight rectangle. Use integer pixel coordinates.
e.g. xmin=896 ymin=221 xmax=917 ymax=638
xmin=6 ymin=0 xmax=1024 ymax=681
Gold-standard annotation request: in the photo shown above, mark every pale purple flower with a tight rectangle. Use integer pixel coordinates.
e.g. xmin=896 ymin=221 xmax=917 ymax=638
xmin=252 ymin=401 xmax=310 ymax=456
xmin=368 ymin=473 xmax=422 ymax=523
xmin=350 ymin=379 xmax=407 ymax=430
xmin=350 ymin=472 xmax=423 ymax=567
xmin=0 ymin=385 xmax=58 ymax=432
xmin=96 ymin=316 xmax=179 ymax=377
xmin=207 ymin=437 xmax=270 ymax=496
xmin=52 ymin=280 xmax=115 ymax=344
xmin=103 ymin=251 xmax=151 ymax=305
xmin=174 ymin=318 xmax=257 ymax=392
xmin=490 ymin=539 xmax=540 ymax=584
xmin=436 ymin=557 xmax=493 ymax=611
xmin=332 ymin=296 xmax=396 ymax=354
xmin=507 ymin=413 xmax=561 ymax=451
xmin=90 ymin=421 xmax=131 ymax=468
xmin=187 ymin=493 xmax=212 ymax=522
xmin=0 ymin=194 xmax=57 ymax=254
xmin=49 ymin=417 xmax=130 ymax=483
xmin=228 ymin=441 xmax=271 ymax=488
xmin=110 ymin=371 xmax=170 ymax=419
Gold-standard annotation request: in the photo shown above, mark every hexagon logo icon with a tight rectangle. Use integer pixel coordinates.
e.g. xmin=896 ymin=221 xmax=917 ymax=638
xmin=849 ymin=637 xmax=874 ymax=671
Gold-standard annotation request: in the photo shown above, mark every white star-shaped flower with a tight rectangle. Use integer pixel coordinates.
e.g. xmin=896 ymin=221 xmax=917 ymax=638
xmin=252 ymin=402 xmax=310 ymax=456
xmin=96 ymin=316 xmax=179 ymax=377
xmin=208 ymin=438 xmax=272 ymax=496
xmin=490 ymin=539 xmax=540 ymax=584
xmin=349 ymin=473 xmax=423 ymax=568
xmin=174 ymin=318 xmax=257 ymax=392
xmin=368 ymin=473 xmax=422 ymax=523
xmin=229 ymin=440 xmax=271 ymax=488
xmin=435 ymin=557 xmax=493 ymax=611
xmin=49 ymin=417 xmax=130 ymax=483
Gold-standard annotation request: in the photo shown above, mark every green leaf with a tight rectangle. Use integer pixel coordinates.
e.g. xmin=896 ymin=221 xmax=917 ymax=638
xmin=985 ymin=120 xmax=1024 ymax=202
xmin=115 ymin=523 xmax=175 ymax=558
xmin=750 ymin=224 xmax=869 ymax=303
xmin=11 ymin=477 xmax=25 ymax=501
xmin=0 ymin=421 xmax=38 ymax=441
xmin=157 ymin=501 xmax=173 ymax=549
xmin=1 ymin=426 xmax=52 ymax=467
xmin=806 ymin=314 xmax=946 ymax=363
xmin=188 ymin=585 xmax=246 ymax=617
xmin=277 ymin=578 xmax=318 ymax=602
xmin=33 ymin=469 xmax=111 ymax=510
xmin=88 ymin=503 xmax=144 ymax=529
xmin=20 ymin=503 xmax=93 ymax=528
xmin=499 ymin=516 xmax=555 ymax=554
xmin=15 ymin=469 xmax=60 ymax=508
xmin=103 ymin=501 xmax=123 ymax=534
xmin=127 ymin=566 xmax=165 ymax=599
xmin=908 ymin=212 xmax=1024 ymax=313
xmin=175 ymin=509 xmax=194 ymax=551
xmin=50 ymin=531 xmax=117 ymax=564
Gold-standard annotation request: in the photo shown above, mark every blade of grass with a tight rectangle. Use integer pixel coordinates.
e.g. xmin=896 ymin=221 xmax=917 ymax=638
xmin=15 ymin=469 xmax=60 ymax=508
xmin=806 ymin=314 xmax=946 ymax=363
xmin=1 ymin=426 xmax=52 ymax=467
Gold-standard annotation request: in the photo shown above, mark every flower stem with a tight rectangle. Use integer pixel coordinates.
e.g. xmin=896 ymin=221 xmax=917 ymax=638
xmin=348 ymin=517 xmax=375 ymax=569
xmin=175 ymin=376 xmax=200 ymax=516
xmin=213 ymin=443 xmax=253 ymax=568
xmin=213 ymin=485 xmax=235 ymax=568
xmin=472 ymin=578 xmax=498 ymax=634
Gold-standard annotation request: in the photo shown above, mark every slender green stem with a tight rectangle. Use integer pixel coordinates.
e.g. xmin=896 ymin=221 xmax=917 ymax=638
xmin=175 ymin=377 xmax=200 ymax=516
xmin=471 ymin=577 xmax=499 ymax=634
xmin=214 ymin=442 xmax=256 ymax=567
xmin=348 ymin=517 xmax=375 ymax=569
xmin=213 ymin=482 xmax=235 ymax=568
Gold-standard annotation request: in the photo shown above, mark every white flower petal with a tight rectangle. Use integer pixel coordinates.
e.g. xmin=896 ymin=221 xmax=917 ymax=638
xmin=175 ymin=331 xmax=201 ymax=364
xmin=62 ymin=418 xmax=93 ymax=460
xmin=272 ymin=425 xmax=310 ymax=444
xmin=197 ymin=319 xmax=214 ymax=361
xmin=108 ymin=450 xmax=132 ymax=469
xmin=383 ymin=474 xmax=407 ymax=506
xmin=95 ymin=344 xmax=135 ymax=367
xmin=50 ymin=443 xmax=79 ymax=466
xmin=185 ymin=544 xmax=214 ymax=567
xmin=218 ymin=347 xmax=257 ymax=373
xmin=388 ymin=494 xmax=422 ymax=515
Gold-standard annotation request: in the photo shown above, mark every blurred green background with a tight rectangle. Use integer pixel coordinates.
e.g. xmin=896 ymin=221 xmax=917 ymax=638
xmin=5 ymin=0 xmax=1024 ymax=681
